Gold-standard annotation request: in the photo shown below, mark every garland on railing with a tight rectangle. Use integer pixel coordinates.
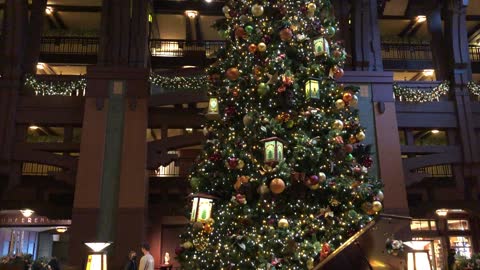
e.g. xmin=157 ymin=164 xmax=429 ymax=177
xmin=393 ymin=81 xmax=450 ymax=103
xmin=467 ymin=81 xmax=480 ymax=98
xmin=25 ymin=74 xmax=86 ymax=96
xmin=149 ymin=72 xmax=207 ymax=92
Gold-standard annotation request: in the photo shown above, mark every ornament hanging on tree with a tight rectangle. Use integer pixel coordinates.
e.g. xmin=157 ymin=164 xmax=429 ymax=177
xmin=251 ymin=4 xmax=264 ymax=17
xmin=313 ymin=37 xmax=329 ymax=56
xmin=226 ymin=67 xmax=240 ymax=81
xmin=280 ymin=28 xmax=293 ymax=42
xmin=278 ymin=218 xmax=289 ymax=228
xmin=258 ymin=42 xmax=267 ymax=52
xmin=356 ymin=131 xmax=366 ymax=141
xmin=343 ymin=92 xmax=353 ymax=102
xmin=248 ymin=44 xmax=257 ymax=53
xmin=243 ymin=114 xmax=253 ymax=126
xmin=257 ymin=82 xmax=270 ymax=96
xmin=372 ymin=201 xmax=383 ymax=212
xmin=332 ymin=120 xmax=344 ymax=131
xmin=270 ymin=178 xmax=285 ymax=194
xmin=235 ymin=27 xmax=247 ymax=39
xmin=335 ymin=99 xmax=345 ymax=109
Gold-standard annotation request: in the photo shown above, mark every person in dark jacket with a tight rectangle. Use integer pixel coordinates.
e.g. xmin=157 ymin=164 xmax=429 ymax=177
xmin=48 ymin=257 xmax=60 ymax=270
xmin=124 ymin=251 xmax=137 ymax=270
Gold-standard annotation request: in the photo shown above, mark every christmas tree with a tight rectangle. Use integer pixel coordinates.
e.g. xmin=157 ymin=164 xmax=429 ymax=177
xmin=177 ymin=0 xmax=384 ymax=269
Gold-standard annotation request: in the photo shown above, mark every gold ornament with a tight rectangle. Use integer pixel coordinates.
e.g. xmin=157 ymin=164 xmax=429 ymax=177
xmin=236 ymin=159 xmax=245 ymax=169
xmin=332 ymin=119 xmax=344 ymax=130
xmin=356 ymin=131 xmax=366 ymax=141
xmin=372 ymin=201 xmax=383 ymax=212
xmin=243 ymin=114 xmax=253 ymax=126
xmin=278 ymin=218 xmax=289 ymax=228
xmin=376 ymin=191 xmax=384 ymax=201
xmin=182 ymin=241 xmax=193 ymax=249
xmin=350 ymin=95 xmax=359 ymax=108
xmin=335 ymin=99 xmax=345 ymax=109
xmin=307 ymin=3 xmax=317 ymax=12
xmin=307 ymin=258 xmax=315 ymax=269
xmin=251 ymin=4 xmax=264 ymax=17
xmin=318 ymin=172 xmax=327 ymax=182
xmin=258 ymin=42 xmax=267 ymax=52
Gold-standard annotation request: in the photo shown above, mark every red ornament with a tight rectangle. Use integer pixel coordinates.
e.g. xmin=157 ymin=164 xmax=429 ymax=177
xmin=248 ymin=44 xmax=257 ymax=53
xmin=226 ymin=67 xmax=240 ymax=81
xmin=333 ymin=67 xmax=344 ymax=80
xmin=279 ymin=28 xmax=293 ymax=42
xmin=225 ymin=106 xmax=236 ymax=117
xmin=209 ymin=152 xmax=221 ymax=162
xmin=235 ymin=194 xmax=246 ymax=204
xmin=228 ymin=157 xmax=239 ymax=168
xmin=320 ymin=243 xmax=331 ymax=260
xmin=175 ymin=246 xmax=185 ymax=255
xmin=344 ymin=144 xmax=354 ymax=153
xmin=343 ymin=92 xmax=353 ymax=102
xmin=362 ymin=156 xmax=374 ymax=168
xmin=270 ymin=178 xmax=285 ymax=194
xmin=235 ymin=27 xmax=247 ymax=39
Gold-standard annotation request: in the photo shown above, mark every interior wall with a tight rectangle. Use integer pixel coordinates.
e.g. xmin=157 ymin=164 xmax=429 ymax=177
xmin=38 ymin=231 xmax=53 ymax=259
xmin=157 ymin=15 xmax=186 ymax=39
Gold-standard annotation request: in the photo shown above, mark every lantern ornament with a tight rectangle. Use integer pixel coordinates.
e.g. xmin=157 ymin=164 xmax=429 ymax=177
xmin=260 ymin=137 xmax=286 ymax=164
xmin=313 ymin=37 xmax=329 ymax=56
xmin=189 ymin=193 xmax=217 ymax=223
xmin=305 ymin=78 xmax=321 ymax=100
xmin=206 ymin=97 xmax=220 ymax=120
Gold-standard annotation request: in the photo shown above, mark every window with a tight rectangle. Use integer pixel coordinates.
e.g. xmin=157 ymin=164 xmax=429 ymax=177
xmin=447 ymin=220 xmax=469 ymax=231
xmin=411 ymin=238 xmax=444 ymax=270
xmin=449 ymin=236 xmax=472 ymax=258
xmin=411 ymin=219 xmax=436 ymax=231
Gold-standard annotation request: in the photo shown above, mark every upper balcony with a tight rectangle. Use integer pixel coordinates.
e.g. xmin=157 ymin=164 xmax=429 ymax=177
xmin=37 ymin=36 xmax=480 ymax=72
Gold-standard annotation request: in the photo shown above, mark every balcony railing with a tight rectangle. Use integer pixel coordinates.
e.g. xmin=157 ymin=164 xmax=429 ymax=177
xmin=40 ymin=36 xmax=99 ymax=55
xmin=149 ymin=39 xmax=225 ymax=58
xmin=36 ymin=37 xmax=480 ymax=66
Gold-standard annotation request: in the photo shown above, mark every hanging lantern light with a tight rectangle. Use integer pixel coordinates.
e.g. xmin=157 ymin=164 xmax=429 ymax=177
xmin=305 ymin=78 xmax=321 ymax=100
xmin=189 ymin=193 xmax=217 ymax=223
xmin=260 ymin=137 xmax=286 ymax=164
xmin=313 ymin=36 xmax=330 ymax=57
xmin=206 ymin=97 xmax=220 ymax=120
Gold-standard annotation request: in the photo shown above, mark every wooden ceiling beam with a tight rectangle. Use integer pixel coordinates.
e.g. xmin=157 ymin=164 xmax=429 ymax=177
xmin=468 ymin=23 xmax=480 ymax=43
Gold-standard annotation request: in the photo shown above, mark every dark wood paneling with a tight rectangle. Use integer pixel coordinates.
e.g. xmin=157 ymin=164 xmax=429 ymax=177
xmin=397 ymin=113 xmax=458 ymax=128
xmin=396 ymin=102 xmax=456 ymax=113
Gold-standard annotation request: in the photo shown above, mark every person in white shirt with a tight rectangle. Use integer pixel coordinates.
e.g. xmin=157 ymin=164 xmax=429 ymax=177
xmin=139 ymin=243 xmax=154 ymax=270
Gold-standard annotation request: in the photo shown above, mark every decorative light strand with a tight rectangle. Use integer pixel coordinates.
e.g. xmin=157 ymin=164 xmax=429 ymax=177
xmin=25 ymin=74 xmax=86 ymax=96
xmin=467 ymin=81 xmax=480 ymax=98
xmin=393 ymin=81 xmax=450 ymax=103
xmin=149 ymin=73 xmax=208 ymax=92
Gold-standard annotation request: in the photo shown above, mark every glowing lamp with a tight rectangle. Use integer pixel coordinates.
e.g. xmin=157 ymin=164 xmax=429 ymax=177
xmin=56 ymin=227 xmax=68 ymax=233
xmin=407 ymin=251 xmax=432 ymax=270
xmin=313 ymin=37 xmax=329 ymax=57
xmin=206 ymin=97 xmax=220 ymax=120
xmin=435 ymin=209 xmax=448 ymax=217
xmin=305 ymin=78 xmax=321 ymax=100
xmin=260 ymin=137 xmax=286 ymax=164
xmin=189 ymin=193 xmax=216 ymax=223
xmin=85 ymin=242 xmax=111 ymax=270
xmin=20 ymin=209 xmax=34 ymax=218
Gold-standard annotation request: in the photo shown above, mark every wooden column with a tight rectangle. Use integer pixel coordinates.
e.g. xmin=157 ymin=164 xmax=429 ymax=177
xmin=351 ymin=0 xmax=383 ymax=71
xmin=444 ymin=0 xmax=477 ymax=198
xmin=0 ymin=0 xmax=28 ymax=194
xmin=68 ymin=0 xmax=151 ymax=269
xmin=427 ymin=6 xmax=450 ymax=81
xmin=340 ymin=72 xmax=410 ymax=216
xmin=23 ymin=0 xmax=48 ymax=75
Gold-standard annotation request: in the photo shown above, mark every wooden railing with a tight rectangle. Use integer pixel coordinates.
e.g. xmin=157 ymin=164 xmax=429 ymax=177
xmin=149 ymin=39 xmax=225 ymax=58
xmin=37 ymin=37 xmax=480 ymax=64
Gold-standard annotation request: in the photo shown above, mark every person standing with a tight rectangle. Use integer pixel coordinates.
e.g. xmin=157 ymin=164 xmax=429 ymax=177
xmin=139 ymin=243 xmax=154 ymax=270
xmin=124 ymin=251 xmax=137 ymax=270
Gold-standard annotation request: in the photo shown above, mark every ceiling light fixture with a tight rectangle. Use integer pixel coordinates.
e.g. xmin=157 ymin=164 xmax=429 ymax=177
xmin=435 ymin=209 xmax=448 ymax=217
xmin=56 ymin=227 xmax=68 ymax=233
xmin=29 ymin=125 xmax=40 ymax=130
xmin=185 ymin=10 xmax=199 ymax=19
xmin=431 ymin=129 xmax=440 ymax=134
xmin=37 ymin=63 xmax=45 ymax=70
xmin=205 ymin=0 xmax=213 ymax=2
xmin=416 ymin=15 xmax=427 ymax=23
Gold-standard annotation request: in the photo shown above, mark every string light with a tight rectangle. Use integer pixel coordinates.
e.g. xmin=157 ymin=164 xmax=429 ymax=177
xmin=25 ymin=74 xmax=86 ymax=96
xmin=467 ymin=81 xmax=480 ymax=98
xmin=393 ymin=81 xmax=449 ymax=102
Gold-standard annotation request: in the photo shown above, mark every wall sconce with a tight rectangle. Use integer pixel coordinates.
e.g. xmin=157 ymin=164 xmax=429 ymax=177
xmin=422 ymin=69 xmax=435 ymax=77
xmin=185 ymin=10 xmax=199 ymax=19
xmin=435 ymin=209 xmax=448 ymax=217
xmin=416 ymin=15 xmax=427 ymax=23
xmin=20 ymin=209 xmax=34 ymax=218
xmin=29 ymin=125 xmax=40 ymax=130
xmin=430 ymin=129 xmax=440 ymax=134
xmin=164 ymin=252 xmax=170 ymax=265
xmin=36 ymin=63 xmax=45 ymax=70
xmin=45 ymin=6 xmax=54 ymax=15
